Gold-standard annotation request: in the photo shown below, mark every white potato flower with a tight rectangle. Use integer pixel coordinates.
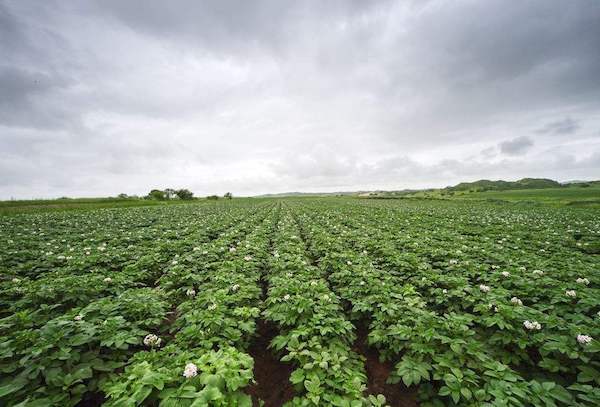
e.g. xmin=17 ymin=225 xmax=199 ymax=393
xmin=577 ymin=334 xmax=593 ymax=345
xmin=576 ymin=278 xmax=590 ymax=285
xmin=103 ymin=277 xmax=112 ymax=283
xmin=510 ymin=297 xmax=523 ymax=306
xmin=74 ymin=315 xmax=83 ymax=321
xmin=186 ymin=288 xmax=196 ymax=297
xmin=231 ymin=284 xmax=240 ymax=292
xmin=532 ymin=270 xmax=544 ymax=276
xmin=523 ymin=320 xmax=542 ymax=330
xmin=244 ymin=255 xmax=253 ymax=261
xmin=479 ymin=284 xmax=491 ymax=293
xmin=283 ymin=294 xmax=290 ymax=301
xmin=501 ymin=271 xmax=510 ymax=277
xmin=183 ymin=362 xmax=198 ymax=378
xmin=143 ymin=334 xmax=162 ymax=348
xmin=565 ymin=290 xmax=577 ymax=298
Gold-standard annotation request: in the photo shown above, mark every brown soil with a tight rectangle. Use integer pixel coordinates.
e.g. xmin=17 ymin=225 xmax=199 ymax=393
xmin=354 ymin=322 xmax=418 ymax=407
xmin=77 ymin=392 xmax=105 ymax=407
xmin=245 ymin=320 xmax=295 ymax=406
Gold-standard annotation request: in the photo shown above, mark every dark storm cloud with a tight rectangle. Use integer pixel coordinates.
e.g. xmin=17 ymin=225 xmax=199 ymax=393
xmin=0 ymin=0 xmax=599 ymax=198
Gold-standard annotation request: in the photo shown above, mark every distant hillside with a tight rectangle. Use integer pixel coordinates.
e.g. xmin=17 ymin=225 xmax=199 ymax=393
xmin=447 ymin=178 xmax=561 ymax=192
xmin=256 ymin=191 xmax=359 ymax=198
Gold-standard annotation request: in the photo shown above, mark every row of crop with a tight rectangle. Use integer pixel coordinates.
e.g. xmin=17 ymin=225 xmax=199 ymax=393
xmin=291 ymin=201 xmax=599 ymax=406
xmin=99 ymin=204 xmax=280 ymax=406
xmin=0 ymin=204 xmax=223 ymax=279
xmin=333 ymin=200 xmax=600 ymax=405
xmin=0 ymin=203 xmax=274 ymax=406
xmin=262 ymin=208 xmax=386 ymax=406
xmin=0 ymin=204 xmax=252 ymax=329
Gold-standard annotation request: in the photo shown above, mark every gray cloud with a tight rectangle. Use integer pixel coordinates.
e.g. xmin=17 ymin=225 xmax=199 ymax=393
xmin=1 ymin=0 xmax=599 ymax=198
xmin=536 ymin=117 xmax=581 ymax=135
xmin=499 ymin=136 xmax=534 ymax=156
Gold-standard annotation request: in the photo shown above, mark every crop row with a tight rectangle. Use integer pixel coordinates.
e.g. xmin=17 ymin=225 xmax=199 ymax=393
xmin=292 ymin=199 xmax=599 ymax=406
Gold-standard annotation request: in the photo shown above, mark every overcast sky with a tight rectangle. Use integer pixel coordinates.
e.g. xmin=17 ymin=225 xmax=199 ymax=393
xmin=1 ymin=0 xmax=600 ymax=198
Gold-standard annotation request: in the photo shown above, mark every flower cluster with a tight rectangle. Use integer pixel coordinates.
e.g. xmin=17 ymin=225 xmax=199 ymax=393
xmin=186 ymin=288 xmax=196 ymax=297
xmin=231 ymin=284 xmax=240 ymax=292
xmin=74 ymin=315 xmax=83 ymax=321
xmin=103 ymin=277 xmax=112 ymax=283
xmin=244 ymin=255 xmax=253 ymax=261
xmin=479 ymin=284 xmax=491 ymax=293
xmin=510 ymin=297 xmax=523 ymax=306
xmin=577 ymin=334 xmax=593 ymax=345
xmin=143 ymin=334 xmax=162 ymax=348
xmin=183 ymin=362 xmax=198 ymax=378
xmin=576 ymin=277 xmax=590 ymax=285
xmin=532 ymin=270 xmax=544 ymax=276
xmin=565 ymin=290 xmax=577 ymax=298
xmin=523 ymin=320 xmax=542 ymax=330
xmin=501 ymin=271 xmax=510 ymax=277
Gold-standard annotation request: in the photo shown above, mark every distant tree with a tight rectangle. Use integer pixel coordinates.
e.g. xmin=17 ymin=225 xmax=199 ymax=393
xmin=117 ymin=193 xmax=128 ymax=199
xmin=175 ymin=189 xmax=194 ymax=200
xmin=207 ymin=195 xmax=219 ymax=200
xmin=224 ymin=192 xmax=233 ymax=199
xmin=164 ymin=188 xmax=176 ymax=200
xmin=146 ymin=189 xmax=166 ymax=200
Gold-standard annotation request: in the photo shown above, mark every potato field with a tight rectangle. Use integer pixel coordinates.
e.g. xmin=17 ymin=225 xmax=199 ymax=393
xmin=1 ymin=198 xmax=599 ymax=406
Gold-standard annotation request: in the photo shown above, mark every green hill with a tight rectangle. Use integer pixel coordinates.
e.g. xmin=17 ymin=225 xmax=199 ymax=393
xmin=448 ymin=178 xmax=561 ymax=192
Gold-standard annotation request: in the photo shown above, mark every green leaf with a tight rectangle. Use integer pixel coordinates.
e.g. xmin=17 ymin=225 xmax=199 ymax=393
xmin=0 ymin=379 xmax=27 ymax=397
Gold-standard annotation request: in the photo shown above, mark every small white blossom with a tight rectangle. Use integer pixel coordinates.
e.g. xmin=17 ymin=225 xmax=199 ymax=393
xmin=532 ymin=270 xmax=544 ymax=276
xmin=12 ymin=278 xmax=20 ymax=283
xmin=523 ymin=320 xmax=542 ymax=330
xmin=518 ymin=266 xmax=526 ymax=271
xmin=576 ymin=278 xmax=590 ymax=285
xmin=74 ymin=315 xmax=83 ymax=321
xmin=347 ymin=261 xmax=352 ymax=266
xmin=359 ymin=281 xmax=366 ymax=286
xmin=186 ymin=288 xmax=196 ymax=297
xmin=283 ymin=294 xmax=290 ymax=301
xmin=501 ymin=271 xmax=510 ymax=277
xmin=143 ymin=334 xmax=162 ymax=348
xmin=244 ymin=255 xmax=253 ymax=261
xmin=172 ymin=260 xmax=178 ymax=265
xmin=229 ymin=247 xmax=236 ymax=253
xmin=103 ymin=277 xmax=112 ymax=283
xmin=479 ymin=284 xmax=491 ymax=293
xmin=510 ymin=297 xmax=523 ymax=306
xmin=577 ymin=334 xmax=593 ymax=345
xmin=449 ymin=259 xmax=458 ymax=265
xmin=231 ymin=284 xmax=240 ymax=292
xmin=442 ymin=289 xmax=448 ymax=294
xmin=565 ymin=290 xmax=577 ymax=298
xmin=208 ymin=303 xmax=217 ymax=310
xmin=183 ymin=362 xmax=198 ymax=378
